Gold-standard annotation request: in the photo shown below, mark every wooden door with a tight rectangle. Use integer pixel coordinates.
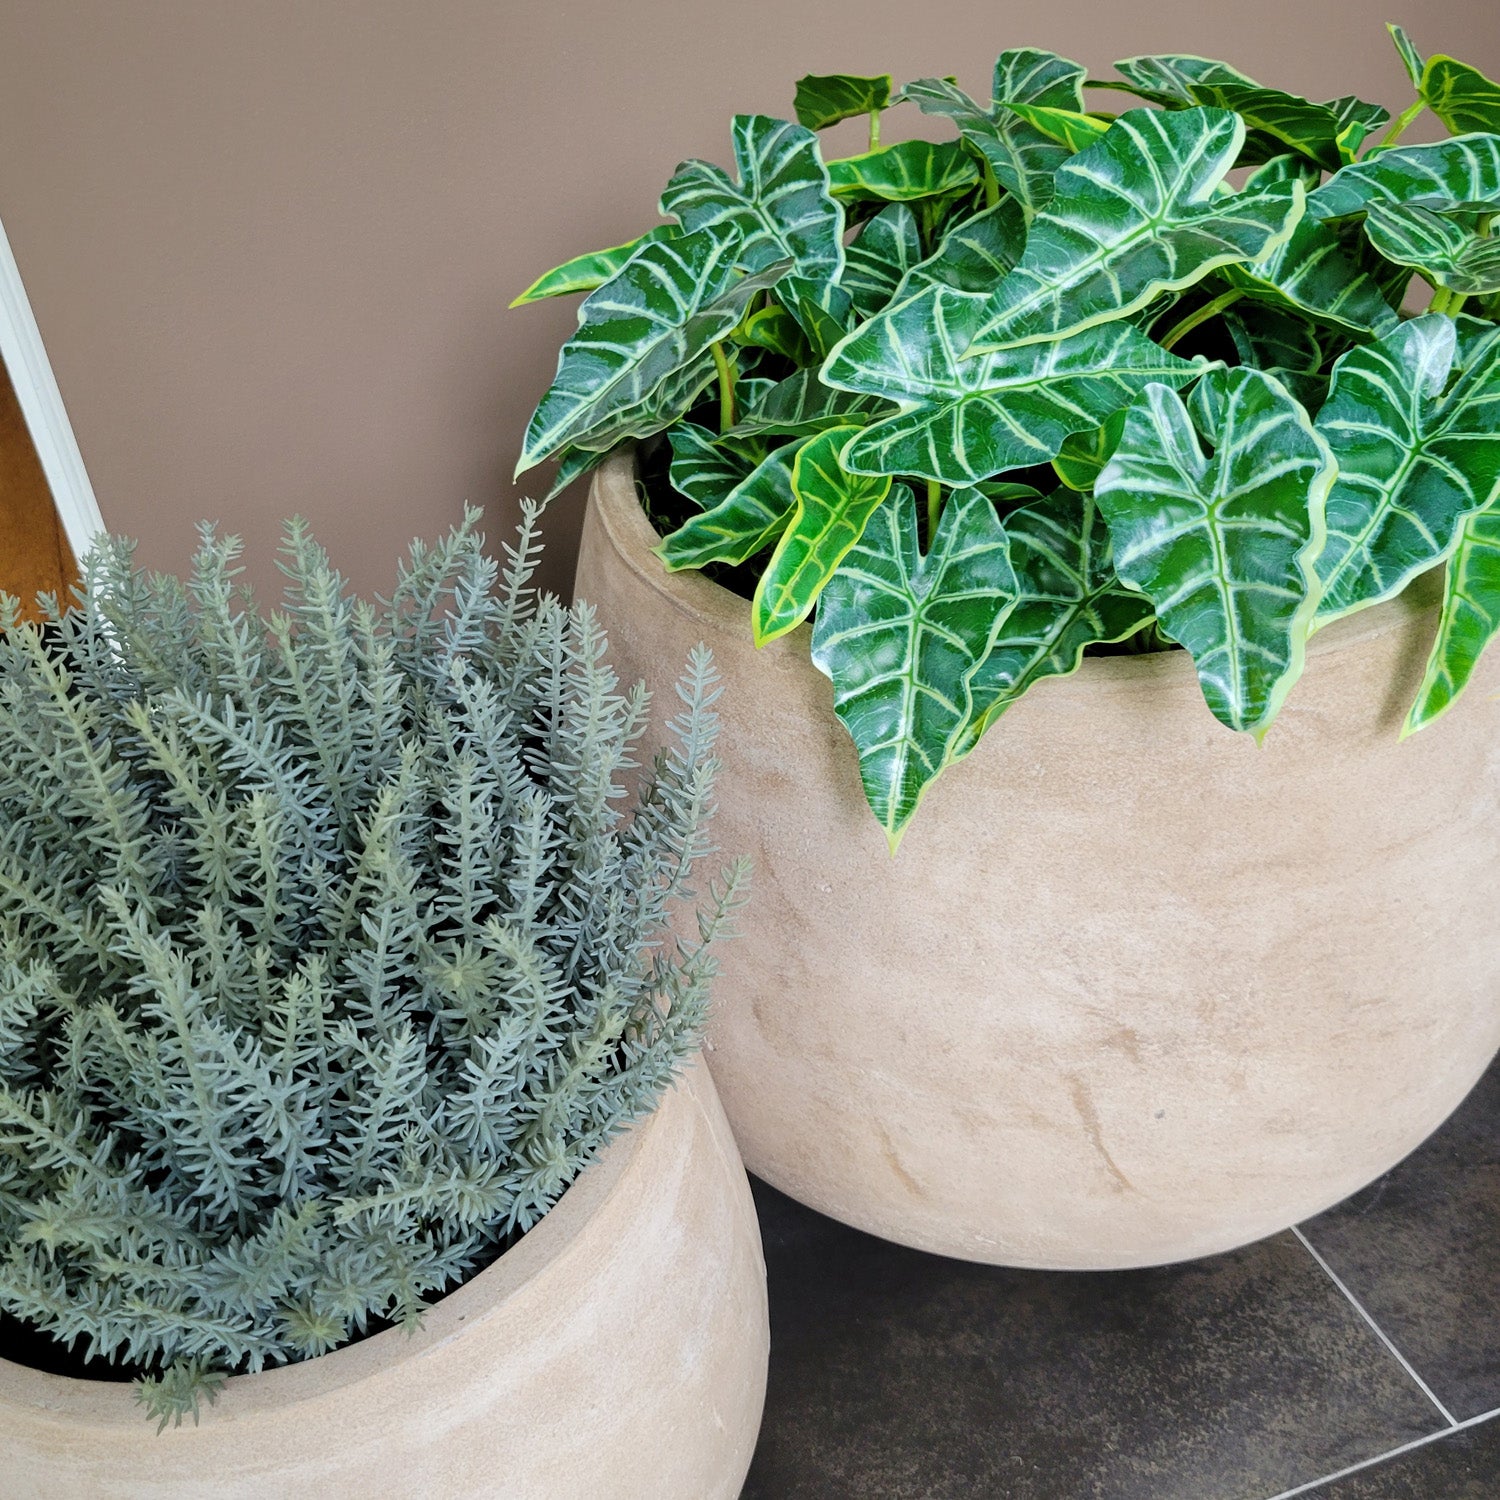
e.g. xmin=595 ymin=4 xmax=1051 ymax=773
xmin=0 ymin=352 xmax=76 ymax=620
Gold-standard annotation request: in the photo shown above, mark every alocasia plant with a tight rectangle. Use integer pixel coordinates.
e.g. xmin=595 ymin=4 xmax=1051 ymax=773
xmin=515 ymin=26 xmax=1500 ymax=847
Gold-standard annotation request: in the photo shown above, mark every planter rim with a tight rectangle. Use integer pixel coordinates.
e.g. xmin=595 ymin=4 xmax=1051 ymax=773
xmin=0 ymin=1061 xmax=677 ymax=1429
xmin=589 ymin=447 xmax=1432 ymax=681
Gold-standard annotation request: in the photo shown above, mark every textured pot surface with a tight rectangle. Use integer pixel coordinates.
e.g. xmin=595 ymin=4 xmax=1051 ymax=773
xmin=0 ymin=1063 xmax=767 ymax=1500
xmin=575 ymin=450 xmax=1500 ymax=1269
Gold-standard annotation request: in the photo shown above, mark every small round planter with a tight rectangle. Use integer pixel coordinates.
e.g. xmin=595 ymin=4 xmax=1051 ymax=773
xmin=574 ymin=449 xmax=1500 ymax=1270
xmin=0 ymin=1063 xmax=766 ymax=1500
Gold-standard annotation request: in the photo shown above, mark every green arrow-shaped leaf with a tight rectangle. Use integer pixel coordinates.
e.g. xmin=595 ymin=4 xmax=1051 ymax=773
xmin=793 ymin=73 xmax=894 ymax=131
xmin=655 ymin=439 xmax=808 ymax=571
xmin=517 ymin=229 xmax=788 ymax=473
xmin=1422 ymin=54 xmax=1500 ymax=135
xmin=963 ymin=488 xmax=1154 ymax=745
xmin=824 ymin=284 xmax=1205 ymax=484
xmin=668 ymin=422 xmax=767 ymax=508
xmin=752 ymin=427 xmax=892 ymax=644
xmin=902 ymin=48 xmax=1088 ymax=214
xmin=1362 ymin=202 xmax=1500 ymax=296
xmin=726 ymin=367 xmax=894 ymax=439
xmin=1405 ymin=499 xmax=1500 ymax=734
xmin=841 ymin=203 xmax=924 ymax=319
xmin=1101 ymin=53 xmax=1258 ymax=107
xmin=1310 ymin=135 xmax=1500 ymax=222
xmin=811 ymin=484 xmax=1017 ymax=848
xmin=1003 ymin=103 xmax=1111 ymax=154
xmin=969 ymin=108 xmax=1304 ymax=353
xmin=661 ymin=114 xmax=845 ymax=286
xmin=1223 ymin=300 xmax=1326 ymax=407
xmin=1224 ymin=214 xmax=1401 ymax=336
xmin=826 ymin=140 xmax=979 ymax=202
xmin=1313 ymin=315 xmax=1500 ymax=626
xmin=1187 ymin=83 xmax=1387 ymax=172
xmin=895 ymin=199 xmax=1027 ymax=297
xmin=1095 ymin=367 xmax=1333 ymax=737
xmin=510 ymin=226 xmax=677 ymax=307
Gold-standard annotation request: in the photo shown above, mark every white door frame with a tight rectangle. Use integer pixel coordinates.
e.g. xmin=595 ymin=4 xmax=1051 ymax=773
xmin=0 ymin=210 xmax=104 ymax=558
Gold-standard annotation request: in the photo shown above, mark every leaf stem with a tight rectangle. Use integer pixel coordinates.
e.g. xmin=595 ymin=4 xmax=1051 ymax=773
xmin=980 ymin=160 xmax=1001 ymax=210
xmin=1379 ymin=98 xmax=1424 ymax=149
xmin=868 ymin=108 xmax=881 ymax=153
xmin=1428 ymin=284 xmax=1455 ymax=316
xmin=711 ymin=341 xmax=736 ymax=433
xmin=1158 ymin=288 xmax=1245 ymax=351
xmin=926 ymin=478 xmax=942 ymax=543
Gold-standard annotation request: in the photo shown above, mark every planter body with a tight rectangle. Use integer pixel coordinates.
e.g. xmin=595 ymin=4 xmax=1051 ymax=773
xmin=575 ymin=451 xmax=1500 ymax=1269
xmin=0 ymin=1063 xmax=766 ymax=1500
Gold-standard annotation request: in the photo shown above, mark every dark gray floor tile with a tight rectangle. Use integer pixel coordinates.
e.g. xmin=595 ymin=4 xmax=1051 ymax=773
xmin=1300 ymin=1060 xmax=1500 ymax=1422
xmin=744 ymin=1183 xmax=1443 ymax=1500
xmin=1301 ymin=1415 xmax=1500 ymax=1498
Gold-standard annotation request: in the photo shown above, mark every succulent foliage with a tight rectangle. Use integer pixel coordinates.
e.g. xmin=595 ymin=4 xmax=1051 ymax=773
xmin=515 ymin=25 xmax=1500 ymax=846
xmin=0 ymin=509 xmax=741 ymax=1426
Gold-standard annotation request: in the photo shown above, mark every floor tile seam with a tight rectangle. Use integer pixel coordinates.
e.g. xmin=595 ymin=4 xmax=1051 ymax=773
xmin=1290 ymin=1224 xmax=1459 ymax=1426
xmin=1260 ymin=1405 xmax=1500 ymax=1500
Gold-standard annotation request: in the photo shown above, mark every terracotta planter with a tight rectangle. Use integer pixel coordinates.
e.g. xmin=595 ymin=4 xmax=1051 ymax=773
xmin=574 ymin=449 xmax=1500 ymax=1270
xmin=0 ymin=1063 xmax=766 ymax=1500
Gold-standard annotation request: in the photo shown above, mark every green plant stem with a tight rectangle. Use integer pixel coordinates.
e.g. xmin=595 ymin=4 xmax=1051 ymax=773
xmin=1158 ymin=289 xmax=1245 ymax=351
xmin=868 ymin=108 xmax=881 ymax=153
xmin=980 ymin=161 xmax=1001 ymax=210
xmin=711 ymin=341 xmax=736 ymax=433
xmin=1379 ymin=98 xmax=1425 ymax=149
xmin=1428 ymin=284 xmax=1455 ymax=316
xmin=926 ymin=478 xmax=942 ymax=543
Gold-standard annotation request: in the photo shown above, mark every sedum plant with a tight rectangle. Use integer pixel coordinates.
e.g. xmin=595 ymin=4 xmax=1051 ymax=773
xmin=514 ymin=26 xmax=1500 ymax=847
xmin=0 ymin=508 xmax=742 ymax=1427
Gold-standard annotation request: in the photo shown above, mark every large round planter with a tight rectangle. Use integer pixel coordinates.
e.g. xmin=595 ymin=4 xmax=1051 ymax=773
xmin=574 ymin=449 xmax=1500 ymax=1270
xmin=0 ymin=1063 xmax=766 ymax=1500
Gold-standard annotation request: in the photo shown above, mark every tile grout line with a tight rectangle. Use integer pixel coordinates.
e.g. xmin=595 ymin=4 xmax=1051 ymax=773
xmin=1262 ymin=1405 xmax=1500 ymax=1500
xmin=1290 ymin=1224 xmax=1459 ymax=1427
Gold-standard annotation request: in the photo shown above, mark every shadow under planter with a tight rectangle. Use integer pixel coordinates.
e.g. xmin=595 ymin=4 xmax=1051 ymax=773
xmin=573 ymin=449 xmax=1500 ymax=1270
xmin=0 ymin=1064 xmax=768 ymax=1500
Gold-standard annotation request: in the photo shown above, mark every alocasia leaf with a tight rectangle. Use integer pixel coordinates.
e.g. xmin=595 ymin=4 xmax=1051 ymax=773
xmin=778 ymin=277 xmax=854 ymax=357
xmin=1224 ymin=215 xmax=1402 ymax=336
xmin=810 ymin=484 xmax=1018 ymax=848
xmin=660 ymin=114 xmax=845 ymax=287
xmin=1361 ymin=202 xmax=1500 ymax=296
xmin=1186 ymin=83 xmax=1386 ymax=172
xmin=968 ymin=108 xmax=1305 ymax=353
xmin=1002 ymin=103 xmax=1111 ymax=154
xmin=1100 ymin=53 xmax=1258 ymax=107
xmin=510 ymin=226 xmax=677 ymax=306
xmin=841 ymin=204 xmax=924 ymax=319
xmin=903 ymin=49 xmax=1088 ymax=215
xmin=752 ymin=427 xmax=892 ymax=644
xmin=516 ymin=229 xmax=789 ymax=473
xmin=542 ymin=446 xmax=611 ymax=502
xmin=1051 ymin=410 xmax=1128 ymax=491
xmin=825 ymin=140 xmax=979 ymax=202
xmin=655 ymin=439 xmax=807 ymax=571
xmin=727 ymin=367 xmax=893 ymax=438
xmin=1420 ymin=54 xmax=1500 ymax=135
xmin=1404 ymin=499 xmax=1500 ymax=734
xmin=824 ymin=283 xmax=1206 ymax=484
xmin=793 ymin=73 xmax=893 ymax=131
xmin=1313 ymin=315 xmax=1500 ymax=626
xmin=1389 ymin=24 xmax=1425 ymax=89
xmin=1094 ymin=367 xmax=1333 ymax=737
xmin=733 ymin=302 xmax=812 ymax=362
xmin=1310 ymin=136 xmax=1500 ymax=222
xmin=1223 ymin=301 xmax=1326 ymax=407
xmin=667 ymin=422 xmax=766 ymax=508
xmin=894 ymin=199 xmax=1027 ymax=296
xmin=961 ymin=488 xmax=1155 ymax=744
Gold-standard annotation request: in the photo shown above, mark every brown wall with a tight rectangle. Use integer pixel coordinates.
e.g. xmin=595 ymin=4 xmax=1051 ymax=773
xmin=0 ymin=0 xmax=1495 ymax=601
